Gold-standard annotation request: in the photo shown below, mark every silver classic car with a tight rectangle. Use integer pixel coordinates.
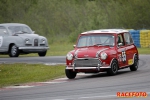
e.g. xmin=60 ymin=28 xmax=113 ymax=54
xmin=0 ymin=23 xmax=49 ymax=57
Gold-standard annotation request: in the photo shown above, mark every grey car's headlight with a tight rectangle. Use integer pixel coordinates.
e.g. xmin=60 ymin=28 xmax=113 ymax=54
xmin=25 ymin=38 xmax=29 ymax=43
xmin=42 ymin=39 xmax=46 ymax=44
xmin=100 ymin=52 xmax=107 ymax=60
xmin=66 ymin=53 xmax=73 ymax=60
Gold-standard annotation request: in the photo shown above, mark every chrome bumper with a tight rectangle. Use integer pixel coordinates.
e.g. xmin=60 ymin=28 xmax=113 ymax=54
xmin=19 ymin=47 xmax=49 ymax=50
xmin=66 ymin=66 xmax=111 ymax=71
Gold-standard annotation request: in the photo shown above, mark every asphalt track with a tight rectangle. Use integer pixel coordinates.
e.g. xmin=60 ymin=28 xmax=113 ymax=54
xmin=0 ymin=55 xmax=150 ymax=100
xmin=0 ymin=56 xmax=65 ymax=65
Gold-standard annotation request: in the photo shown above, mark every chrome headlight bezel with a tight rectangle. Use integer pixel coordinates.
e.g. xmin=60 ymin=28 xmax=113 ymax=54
xmin=42 ymin=38 xmax=46 ymax=44
xmin=100 ymin=52 xmax=107 ymax=60
xmin=25 ymin=38 xmax=29 ymax=44
xmin=66 ymin=53 xmax=73 ymax=60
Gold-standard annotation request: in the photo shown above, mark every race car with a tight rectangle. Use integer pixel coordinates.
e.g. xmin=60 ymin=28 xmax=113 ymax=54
xmin=65 ymin=29 xmax=139 ymax=79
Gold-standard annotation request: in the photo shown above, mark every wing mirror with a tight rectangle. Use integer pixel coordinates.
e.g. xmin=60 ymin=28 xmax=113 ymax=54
xmin=118 ymin=43 xmax=123 ymax=46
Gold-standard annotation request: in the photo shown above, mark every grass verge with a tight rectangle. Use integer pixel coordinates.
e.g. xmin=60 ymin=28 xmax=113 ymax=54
xmin=137 ymin=48 xmax=150 ymax=54
xmin=0 ymin=63 xmax=65 ymax=88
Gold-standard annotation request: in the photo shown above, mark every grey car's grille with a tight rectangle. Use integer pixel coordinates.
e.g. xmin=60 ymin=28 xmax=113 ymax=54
xmin=40 ymin=44 xmax=45 ymax=46
xmin=73 ymin=58 xmax=101 ymax=67
xmin=34 ymin=39 xmax=38 ymax=46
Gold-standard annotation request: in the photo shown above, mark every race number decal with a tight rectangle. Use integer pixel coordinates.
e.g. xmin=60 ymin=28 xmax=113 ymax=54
xmin=121 ymin=50 xmax=126 ymax=63
xmin=0 ymin=36 xmax=3 ymax=47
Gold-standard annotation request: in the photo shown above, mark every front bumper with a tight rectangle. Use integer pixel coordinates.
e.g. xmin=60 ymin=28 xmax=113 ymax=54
xmin=18 ymin=46 xmax=49 ymax=53
xmin=19 ymin=47 xmax=49 ymax=50
xmin=66 ymin=65 xmax=110 ymax=71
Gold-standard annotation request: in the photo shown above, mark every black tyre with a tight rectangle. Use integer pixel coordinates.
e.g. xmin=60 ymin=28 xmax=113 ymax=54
xmin=130 ymin=55 xmax=138 ymax=71
xmin=65 ymin=69 xmax=77 ymax=79
xmin=9 ymin=44 xmax=20 ymax=57
xmin=38 ymin=51 xmax=47 ymax=57
xmin=107 ymin=60 xmax=118 ymax=76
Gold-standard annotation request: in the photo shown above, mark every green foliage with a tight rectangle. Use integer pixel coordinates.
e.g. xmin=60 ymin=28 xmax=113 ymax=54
xmin=0 ymin=0 xmax=150 ymax=43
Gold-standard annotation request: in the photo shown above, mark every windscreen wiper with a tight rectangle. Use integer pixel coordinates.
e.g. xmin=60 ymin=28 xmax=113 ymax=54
xmin=93 ymin=43 xmax=103 ymax=46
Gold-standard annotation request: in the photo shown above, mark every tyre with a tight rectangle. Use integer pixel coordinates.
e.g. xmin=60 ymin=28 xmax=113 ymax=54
xmin=107 ymin=60 xmax=118 ymax=76
xmin=9 ymin=44 xmax=20 ymax=57
xmin=130 ymin=55 xmax=138 ymax=71
xmin=65 ymin=69 xmax=77 ymax=79
xmin=38 ymin=51 xmax=47 ymax=57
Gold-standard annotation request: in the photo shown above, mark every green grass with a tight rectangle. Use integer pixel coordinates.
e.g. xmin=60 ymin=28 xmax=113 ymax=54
xmin=0 ymin=64 xmax=65 ymax=88
xmin=137 ymin=48 xmax=150 ymax=54
xmin=48 ymin=43 xmax=74 ymax=56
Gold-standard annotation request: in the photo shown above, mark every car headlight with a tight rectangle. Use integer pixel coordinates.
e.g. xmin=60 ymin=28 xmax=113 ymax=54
xmin=66 ymin=53 xmax=73 ymax=60
xmin=100 ymin=52 xmax=107 ymax=60
xmin=25 ymin=38 xmax=29 ymax=43
xmin=42 ymin=39 xmax=45 ymax=44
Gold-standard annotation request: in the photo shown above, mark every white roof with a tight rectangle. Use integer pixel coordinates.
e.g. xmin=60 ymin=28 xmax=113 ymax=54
xmin=81 ymin=29 xmax=129 ymax=34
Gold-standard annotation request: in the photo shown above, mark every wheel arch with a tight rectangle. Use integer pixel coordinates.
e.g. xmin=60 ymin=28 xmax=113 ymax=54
xmin=110 ymin=58 xmax=119 ymax=69
xmin=132 ymin=53 xmax=138 ymax=65
xmin=8 ymin=43 xmax=15 ymax=53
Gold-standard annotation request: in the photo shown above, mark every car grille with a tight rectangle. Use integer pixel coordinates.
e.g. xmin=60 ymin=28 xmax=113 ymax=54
xmin=73 ymin=58 xmax=101 ymax=67
xmin=40 ymin=44 xmax=45 ymax=46
xmin=34 ymin=39 xmax=38 ymax=46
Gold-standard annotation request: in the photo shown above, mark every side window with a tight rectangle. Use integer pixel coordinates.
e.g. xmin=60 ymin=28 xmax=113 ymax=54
xmin=123 ymin=32 xmax=133 ymax=45
xmin=117 ymin=34 xmax=125 ymax=46
xmin=129 ymin=33 xmax=133 ymax=44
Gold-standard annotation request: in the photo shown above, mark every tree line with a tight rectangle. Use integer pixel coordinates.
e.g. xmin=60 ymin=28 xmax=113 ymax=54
xmin=0 ymin=0 xmax=150 ymax=43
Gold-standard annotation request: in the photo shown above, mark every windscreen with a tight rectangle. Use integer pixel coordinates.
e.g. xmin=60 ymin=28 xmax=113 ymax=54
xmin=77 ymin=34 xmax=115 ymax=47
xmin=8 ymin=26 xmax=32 ymax=35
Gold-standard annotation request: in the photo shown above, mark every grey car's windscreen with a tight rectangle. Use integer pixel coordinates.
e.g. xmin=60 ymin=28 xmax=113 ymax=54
xmin=8 ymin=26 xmax=32 ymax=35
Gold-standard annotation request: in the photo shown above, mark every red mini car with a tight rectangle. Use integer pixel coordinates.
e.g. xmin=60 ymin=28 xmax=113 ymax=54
xmin=65 ymin=29 xmax=139 ymax=79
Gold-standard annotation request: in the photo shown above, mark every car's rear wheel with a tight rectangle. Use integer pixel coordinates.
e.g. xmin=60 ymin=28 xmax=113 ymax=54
xmin=65 ymin=69 xmax=77 ymax=79
xmin=38 ymin=51 xmax=47 ymax=57
xmin=9 ymin=44 xmax=20 ymax=57
xmin=130 ymin=55 xmax=138 ymax=71
xmin=107 ymin=60 xmax=118 ymax=76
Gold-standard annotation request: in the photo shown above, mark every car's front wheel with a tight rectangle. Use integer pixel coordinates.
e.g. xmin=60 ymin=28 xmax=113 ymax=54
xmin=130 ymin=55 xmax=139 ymax=71
xmin=107 ymin=60 xmax=118 ymax=76
xmin=9 ymin=44 xmax=20 ymax=57
xmin=38 ymin=51 xmax=47 ymax=57
xmin=65 ymin=69 xmax=77 ymax=79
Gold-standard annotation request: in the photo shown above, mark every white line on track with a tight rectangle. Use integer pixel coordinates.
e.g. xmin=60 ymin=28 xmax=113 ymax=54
xmin=39 ymin=81 xmax=67 ymax=84
xmin=5 ymin=85 xmax=34 ymax=89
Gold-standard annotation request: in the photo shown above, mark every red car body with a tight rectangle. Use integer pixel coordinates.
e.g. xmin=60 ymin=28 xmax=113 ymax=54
xmin=65 ymin=29 xmax=139 ymax=79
